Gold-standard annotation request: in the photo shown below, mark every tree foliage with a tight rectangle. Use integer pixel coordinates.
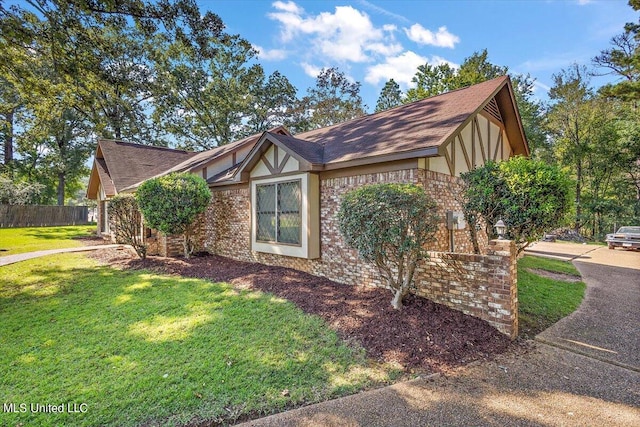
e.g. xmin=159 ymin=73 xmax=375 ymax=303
xmin=593 ymin=0 xmax=640 ymax=103
xmin=136 ymin=173 xmax=211 ymax=258
xmin=405 ymin=63 xmax=455 ymax=103
xmin=295 ymin=67 xmax=366 ymax=132
xmin=108 ymin=194 xmax=147 ymax=259
xmin=0 ymin=174 xmax=44 ymax=205
xmin=546 ymin=64 xmax=595 ymax=231
xmin=461 ymin=157 xmax=571 ymax=254
xmin=375 ymin=79 xmax=403 ymax=112
xmin=338 ymin=184 xmax=438 ymax=310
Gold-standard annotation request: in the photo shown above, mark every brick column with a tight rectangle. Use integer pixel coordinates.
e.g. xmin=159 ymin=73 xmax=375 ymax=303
xmin=486 ymin=239 xmax=518 ymax=339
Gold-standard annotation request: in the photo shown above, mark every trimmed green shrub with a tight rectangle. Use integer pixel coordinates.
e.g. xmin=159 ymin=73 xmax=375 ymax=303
xmin=461 ymin=156 xmax=571 ymax=253
xmin=136 ymin=173 xmax=211 ymax=258
xmin=338 ymin=183 xmax=439 ymax=310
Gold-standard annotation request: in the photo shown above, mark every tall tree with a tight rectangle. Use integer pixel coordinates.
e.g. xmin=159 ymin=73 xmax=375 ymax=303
xmin=546 ymin=64 xmax=594 ymax=231
xmin=375 ymin=78 xmax=403 ymax=112
xmin=244 ymin=71 xmax=298 ymax=134
xmin=593 ymin=1 xmax=640 ymax=102
xmin=0 ymin=0 xmax=240 ymax=202
xmin=454 ymin=49 xmax=508 ymax=87
xmin=295 ymin=67 xmax=366 ymax=132
xmin=153 ymin=34 xmax=265 ymax=149
xmin=404 ymin=63 xmax=455 ymax=103
xmin=0 ymin=76 xmax=20 ymax=173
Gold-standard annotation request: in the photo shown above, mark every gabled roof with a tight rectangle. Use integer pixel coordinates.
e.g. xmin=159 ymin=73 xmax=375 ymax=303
xmin=163 ymin=126 xmax=290 ymax=175
xmin=228 ymin=76 xmax=528 ymax=182
xmin=87 ymin=139 xmax=196 ymax=199
xmin=87 ymin=76 xmax=530 ymax=193
xmin=294 ymin=75 xmax=527 ymax=168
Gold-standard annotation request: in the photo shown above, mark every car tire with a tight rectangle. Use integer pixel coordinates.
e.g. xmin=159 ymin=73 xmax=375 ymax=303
xmin=608 ymin=244 xmax=614 ymax=250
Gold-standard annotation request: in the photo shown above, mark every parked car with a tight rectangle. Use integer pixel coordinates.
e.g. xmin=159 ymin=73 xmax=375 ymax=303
xmin=606 ymin=226 xmax=640 ymax=250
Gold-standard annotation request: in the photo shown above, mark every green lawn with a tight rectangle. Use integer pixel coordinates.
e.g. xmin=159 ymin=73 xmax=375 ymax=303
xmin=0 ymin=225 xmax=97 ymax=256
xmin=0 ymin=254 xmax=393 ymax=427
xmin=517 ymin=255 xmax=586 ymax=338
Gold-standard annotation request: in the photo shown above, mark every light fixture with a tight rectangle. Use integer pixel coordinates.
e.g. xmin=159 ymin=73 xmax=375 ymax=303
xmin=495 ymin=219 xmax=507 ymax=240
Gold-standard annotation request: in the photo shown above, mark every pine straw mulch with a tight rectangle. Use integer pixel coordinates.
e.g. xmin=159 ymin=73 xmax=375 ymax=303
xmin=88 ymin=248 xmax=512 ymax=373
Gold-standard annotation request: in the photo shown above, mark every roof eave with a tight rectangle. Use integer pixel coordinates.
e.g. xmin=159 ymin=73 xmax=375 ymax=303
xmin=323 ymin=147 xmax=439 ymax=171
xmin=496 ymin=77 xmax=530 ymax=156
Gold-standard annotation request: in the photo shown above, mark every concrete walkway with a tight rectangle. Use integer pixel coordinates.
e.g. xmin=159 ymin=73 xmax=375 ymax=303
xmin=238 ymin=242 xmax=640 ymax=426
xmin=0 ymin=244 xmax=127 ymax=267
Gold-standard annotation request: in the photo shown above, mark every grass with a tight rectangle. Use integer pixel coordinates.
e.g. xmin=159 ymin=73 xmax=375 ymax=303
xmin=0 ymin=225 xmax=97 ymax=256
xmin=517 ymin=255 xmax=586 ymax=338
xmin=0 ymin=254 xmax=395 ymax=427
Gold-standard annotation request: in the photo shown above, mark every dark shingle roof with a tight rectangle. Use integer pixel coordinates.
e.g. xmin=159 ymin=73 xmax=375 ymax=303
xmin=100 ymin=140 xmax=195 ymax=192
xmin=268 ymin=133 xmax=325 ymax=165
xmin=89 ymin=77 xmax=527 ymax=193
xmin=296 ymin=76 xmax=511 ymax=165
xmin=88 ymin=140 xmax=196 ymax=198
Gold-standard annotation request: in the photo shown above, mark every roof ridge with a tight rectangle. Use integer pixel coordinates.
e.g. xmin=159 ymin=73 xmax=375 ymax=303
xmin=374 ymin=75 xmax=509 ymax=114
xmin=98 ymin=139 xmax=195 ymax=154
xmin=296 ymin=75 xmax=509 ymax=139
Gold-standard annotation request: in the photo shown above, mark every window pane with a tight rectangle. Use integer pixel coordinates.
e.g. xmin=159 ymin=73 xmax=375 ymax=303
xmin=277 ymin=181 xmax=301 ymax=244
xmin=256 ymin=184 xmax=276 ymax=241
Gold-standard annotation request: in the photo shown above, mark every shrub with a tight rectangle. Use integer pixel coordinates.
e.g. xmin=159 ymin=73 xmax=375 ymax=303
xmin=338 ymin=183 xmax=439 ymax=310
xmin=108 ymin=194 xmax=147 ymax=259
xmin=136 ymin=173 xmax=211 ymax=258
xmin=461 ymin=156 xmax=571 ymax=253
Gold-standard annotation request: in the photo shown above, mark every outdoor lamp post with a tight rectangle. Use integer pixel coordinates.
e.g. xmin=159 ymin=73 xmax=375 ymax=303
xmin=495 ymin=219 xmax=507 ymax=240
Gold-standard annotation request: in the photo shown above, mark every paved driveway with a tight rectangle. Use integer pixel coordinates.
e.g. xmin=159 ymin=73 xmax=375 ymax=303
xmin=532 ymin=242 xmax=640 ymax=371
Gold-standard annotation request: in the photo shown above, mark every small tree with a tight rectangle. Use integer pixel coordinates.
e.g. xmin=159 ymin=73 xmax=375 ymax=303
xmin=461 ymin=156 xmax=571 ymax=254
xmin=109 ymin=194 xmax=147 ymax=259
xmin=136 ymin=173 xmax=211 ymax=258
xmin=338 ymin=184 xmax=439 ymax=310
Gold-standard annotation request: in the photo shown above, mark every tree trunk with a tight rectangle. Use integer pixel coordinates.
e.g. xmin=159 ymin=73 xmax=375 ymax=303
xmin=575 ymin=159 xmax=582 ymax=232
xmin=469 ymin=217 xmax=480 ymax=254
xmin=57 ymin=171 xmax=65 ymax=206
xmin=3 ymin=110 xmax=14 ymax=169
xmin=183 ymin=231 xmax=192 ymax=259
xmin=391 ymin=288 xmax=404 ymax=310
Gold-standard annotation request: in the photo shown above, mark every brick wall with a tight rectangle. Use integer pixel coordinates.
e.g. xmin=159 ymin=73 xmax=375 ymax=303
xmin=414 ymin=239 xmax=518 ymax=338
xmin=203 ymin=167 xmax=518 ymax=338
xmin=146 ymin=213 xmax=206 ymax=257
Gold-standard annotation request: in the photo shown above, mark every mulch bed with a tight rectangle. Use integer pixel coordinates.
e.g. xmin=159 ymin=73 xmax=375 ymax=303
xmin=89 ymin=249 xmax=512 ymax=373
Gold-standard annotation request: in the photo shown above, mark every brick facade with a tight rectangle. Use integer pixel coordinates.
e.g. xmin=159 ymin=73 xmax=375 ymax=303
xmin=415 ymin=240 xmax=518 ymax=338
xmin=201 ymin=167 xmax=518 ymax=338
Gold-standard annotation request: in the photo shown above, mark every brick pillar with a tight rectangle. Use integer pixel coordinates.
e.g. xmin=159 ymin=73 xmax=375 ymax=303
xmin=487 ymin=239 xmax=518 ymax=339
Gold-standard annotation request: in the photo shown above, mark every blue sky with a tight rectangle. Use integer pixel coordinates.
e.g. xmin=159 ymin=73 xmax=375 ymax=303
xmin=203 ymin=0 xmax=636 ymax=111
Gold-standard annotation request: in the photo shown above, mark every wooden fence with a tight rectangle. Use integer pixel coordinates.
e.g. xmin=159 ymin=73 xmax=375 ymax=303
xmin=0 ymin=205 xmax=89 ymax=228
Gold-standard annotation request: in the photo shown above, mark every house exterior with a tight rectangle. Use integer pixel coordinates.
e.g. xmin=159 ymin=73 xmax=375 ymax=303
xmin=86 ymin=139 xmax=195 ymax=238
xmin=87 ymin=76 xmax=528 ymax=314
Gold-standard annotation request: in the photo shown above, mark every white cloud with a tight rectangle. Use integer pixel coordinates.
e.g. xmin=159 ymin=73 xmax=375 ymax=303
xmin=268 ymin=2 xmax=402 ymax=63
xmin=365 ymin=51 xmax=457 ymax=87
xmin=404 ymin=24 xmax=460 ymax=48
xmin=253 ymin=44 xmax=288 ymax=61
xmin=272 ymin=1 xmax=303 ymax=14
xmin=301 ymin=62 xmax=322 ymax=78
